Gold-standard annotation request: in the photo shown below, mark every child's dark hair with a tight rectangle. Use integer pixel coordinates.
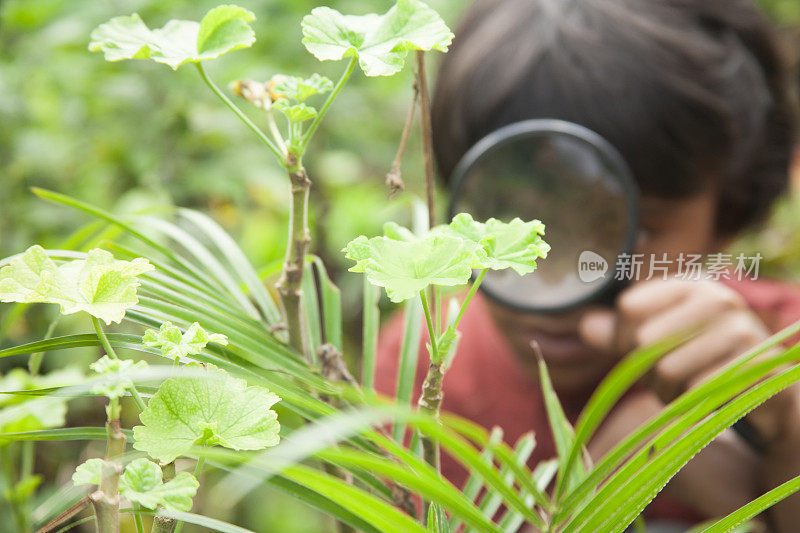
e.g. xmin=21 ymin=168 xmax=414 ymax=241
xmin=432 ymin=0 xmax=799 ymax=236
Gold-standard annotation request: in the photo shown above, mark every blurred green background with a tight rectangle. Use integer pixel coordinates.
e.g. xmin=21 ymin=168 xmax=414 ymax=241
xmin=0 ymin=0 xmax=798 ymax=531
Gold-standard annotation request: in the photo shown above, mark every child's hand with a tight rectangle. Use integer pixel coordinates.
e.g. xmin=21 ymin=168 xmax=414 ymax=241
xmin=578 ymin=278 xmax=799 ymax=446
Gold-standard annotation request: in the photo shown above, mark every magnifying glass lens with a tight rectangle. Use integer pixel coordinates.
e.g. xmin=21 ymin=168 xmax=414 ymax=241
xmin=450 ymin=123 xmax=636 ymax=312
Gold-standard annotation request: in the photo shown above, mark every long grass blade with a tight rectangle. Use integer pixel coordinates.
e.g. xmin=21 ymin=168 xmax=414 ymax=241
xmin=413 ymin=419 xmax=546 ymax=529
xmin=567 ymin=350 xmax=800 ymax=532
xmin=538 ymin=358 xmax=586 ymax=496
xmin=442 ymin=414 xmax=551 ymax=511
xmin=361 ymin=276 xmax=381 ymax=394
xmin=311 ymin=255 xmax=343 ymax=352
xmin=281 ymin=464 xmax=427 ymax=533
xmin=179 ymin=208 xmax=281 ymax=323
xmin=318 ymin=446 xmax=500 ymax=533
xmin=137 ymin=215 xmax=260 ymax=317
xmin=302 ymin=259 xmax=322 ymax=363
xmin=498 ymin=459 xmax=558 ymax=533
xmin=556 ymin=335 xmax=688 ymax=500
xmin=473 ymin=432 xmax=536 ymax=527
xmin=557 ymin=325 xmax=800 ymax=522
xmin=0 ymin=427 xmax=125 ymax=442
xmin=132 ymin=509 xmax=255 ymax=533
xmin=267 ymin=474 xmax=381 ymax=533
xmin=700 ymin=473 xmax=800 ymax=533
xmin=448 ymin=426 xmax=503 ymax=532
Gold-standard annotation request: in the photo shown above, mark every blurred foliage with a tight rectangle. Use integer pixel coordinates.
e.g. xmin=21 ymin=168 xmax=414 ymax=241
xmin=0 ymin=0 xmax=463 ymax=341
xmin=759 ymin=0 xmax=800 ymax=23
xmin=0 ymin=0 xmax=461 ymax=530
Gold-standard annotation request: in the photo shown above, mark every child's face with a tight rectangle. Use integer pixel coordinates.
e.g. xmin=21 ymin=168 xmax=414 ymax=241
xmin=486 ymin=189 xmax=721 ymax=395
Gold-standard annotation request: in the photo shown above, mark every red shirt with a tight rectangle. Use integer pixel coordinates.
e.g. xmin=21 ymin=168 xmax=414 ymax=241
xmin=374 ymin=277 xmax=800 ymax=525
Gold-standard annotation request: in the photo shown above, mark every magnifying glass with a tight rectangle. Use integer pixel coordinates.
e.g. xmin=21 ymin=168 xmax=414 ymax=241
xmin=448 ymin=119 xmax=639 ymax=313
xmin=448 ymin=120 xmax=768 ymax=450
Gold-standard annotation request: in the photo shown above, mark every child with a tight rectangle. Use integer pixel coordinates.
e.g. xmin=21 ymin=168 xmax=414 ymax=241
xmin=376 ymin=0 xmax=800 ymax=530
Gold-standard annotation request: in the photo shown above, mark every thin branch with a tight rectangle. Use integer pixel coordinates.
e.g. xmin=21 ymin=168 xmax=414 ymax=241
xmin=385 ymin=83 xmax=419 ymax=197
xmin=416 ymin=51 xmax=439 ymax=348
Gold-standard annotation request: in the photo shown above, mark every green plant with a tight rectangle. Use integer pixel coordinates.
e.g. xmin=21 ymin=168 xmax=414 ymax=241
xmin=2 ymin=2 xmax=800 ymax=533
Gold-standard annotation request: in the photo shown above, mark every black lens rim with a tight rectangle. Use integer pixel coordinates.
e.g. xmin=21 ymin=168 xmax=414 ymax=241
xmin=447 ymin=118 xmax=640 ymax=314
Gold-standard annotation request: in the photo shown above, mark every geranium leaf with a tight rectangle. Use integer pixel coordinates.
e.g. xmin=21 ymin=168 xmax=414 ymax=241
xmin=196 ymin=5 xmax=256 ymax=59
xmin=382 ymin=221 xmax=416 ymax=242
xmin=89 ymin=5 xmax=255 ymax=70
xmin=342 ymin=234 xmax=474 ymax=303
xmin=119 ymin=458 xmax=199 ymax=511
xmin=72 ymin=458 xmax=103 ymax=487
xmin=274 ymin=73 xmax=333 ymax=102
xmin=132 ymin=364 xmax=281 ymax=463
xmin=142 ymin=321 xmax=228 ymax=362
xmin=301 ymin=0 xmax=453 ymax=77
xmin=443 ymin=213 xmax=550 ymax=275
xmin=273 ymin=100 xmax=318 ymax=123
xmin=0 ymin=246 xmax=153 ymax=324
xmin=89 ymin=355 xmax=149 ymax=400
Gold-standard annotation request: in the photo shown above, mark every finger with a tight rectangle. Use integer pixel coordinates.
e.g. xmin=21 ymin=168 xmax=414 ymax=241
xmin=579 ymin=309 xmax=617 ymax=353
xmin=633 ymin=284 xmax=747 ymax=348
xmin=617 ymin=278 xmax=694 ymax=317
xmin=652 ymin=312 xmax=766 ymax=401
xmin=613 ymin=280 xmax=695 ymax=352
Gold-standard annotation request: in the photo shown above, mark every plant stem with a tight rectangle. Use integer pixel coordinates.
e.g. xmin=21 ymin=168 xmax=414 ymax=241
xmin=452 ymin=268 xmax=488 ymax=330
xmin=299 ymin=57 xmax=357 ymax=151
xmin=133 ymin=503 xmax=145 ymax=533
xmin=90 ymin=417 xmax=125 ymax=533
xmin=91 ymin=316 xmax=147 ymax=412
xmin=265 ymin=109 xmax=287 ymax=155
xmin=415 ymin=50 xmax=436 ymax=231
xmin=195 ymin=63 xmax=283 ymax=162
xmin=151 ymin=460 xmax=177 ymax=532
xmin=151 ymin=516 xmax=177 ymax=533
xmin=193 ymin=457 xmax=205 ymax=479
xmin=419 ymin=290 xmax=438 ymax=363
xmin=275 ymin=154 xmax=312 ymax=359
xmin=418 ymin=286 xmax=444 ymax=485
xmin=173 ymin=456 xmax=205 ymax=533
xmin=418 ymin=361 xmax=444 ymax=471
